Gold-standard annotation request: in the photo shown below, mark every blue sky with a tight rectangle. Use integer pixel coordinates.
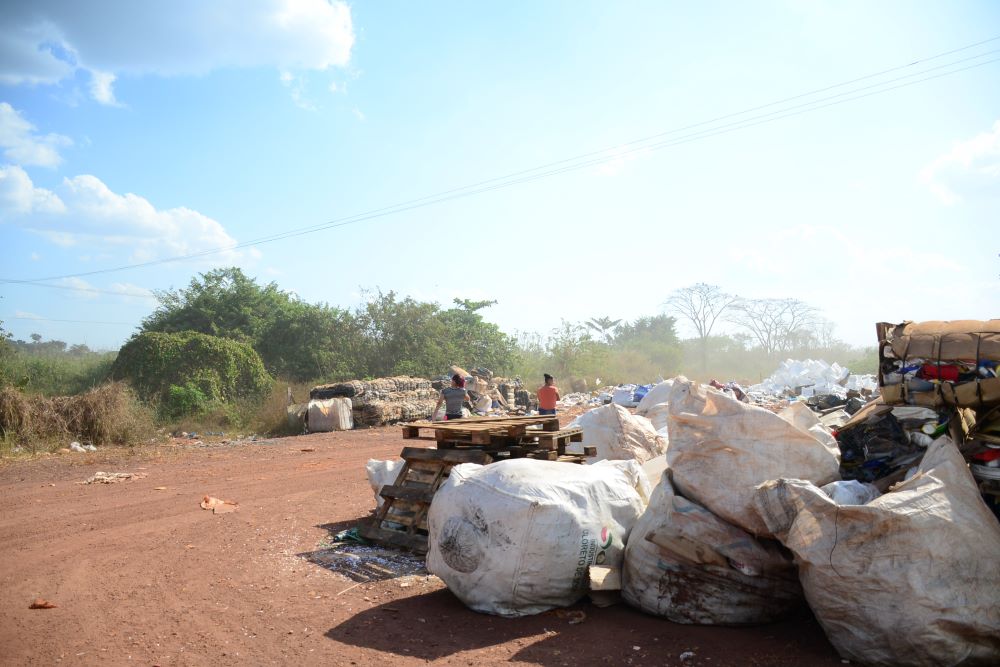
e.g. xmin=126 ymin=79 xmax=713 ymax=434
xmin=1 ymin=0 xmax=998 ymax=351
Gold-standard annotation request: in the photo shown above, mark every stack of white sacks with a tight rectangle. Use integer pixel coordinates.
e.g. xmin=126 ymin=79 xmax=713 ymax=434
xmin=382 ymin=376 xmax=1000 ymax=666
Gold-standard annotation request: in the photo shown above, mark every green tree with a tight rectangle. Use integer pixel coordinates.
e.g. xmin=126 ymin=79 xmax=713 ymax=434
xmin=438 ymin=299 xmax=516 ymax=374
xmin=141 ymin=267 xmax=354 ymax=381
xmin=585 ymin=316 xmax=622 ymax=344
xmin=353 ymin=290 xmax=449 ymax=377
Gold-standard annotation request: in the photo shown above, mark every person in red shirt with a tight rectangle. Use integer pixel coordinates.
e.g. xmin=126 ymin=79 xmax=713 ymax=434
xmin=537 ymin=374 xmax=560 ymax=415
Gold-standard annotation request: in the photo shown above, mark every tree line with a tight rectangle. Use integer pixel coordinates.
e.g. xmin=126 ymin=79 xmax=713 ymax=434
xmin=1 ymin=272 xmax=876 ymax=401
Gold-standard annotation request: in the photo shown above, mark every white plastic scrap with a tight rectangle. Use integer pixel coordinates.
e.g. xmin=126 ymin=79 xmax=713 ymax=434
xmin=749 ymin=359 xmax=877 ymax=398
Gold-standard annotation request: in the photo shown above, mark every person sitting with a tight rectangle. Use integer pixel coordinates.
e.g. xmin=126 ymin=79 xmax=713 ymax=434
xmin=537 ymin=373 xmax=560 ymax=415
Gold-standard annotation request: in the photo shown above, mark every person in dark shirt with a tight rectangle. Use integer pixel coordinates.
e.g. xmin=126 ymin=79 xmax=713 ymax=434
xmin=433 ymin=374 xmax=471 ymax=420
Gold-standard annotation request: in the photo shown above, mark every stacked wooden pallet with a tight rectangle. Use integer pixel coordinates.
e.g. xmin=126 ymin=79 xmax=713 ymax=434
xmin=400 ymin=415 xmax=590 ymax=462
xmin=358 ymin=446 xmax=491 ymax=553
xmin=361 ymin=416 xmax=596 ymax=552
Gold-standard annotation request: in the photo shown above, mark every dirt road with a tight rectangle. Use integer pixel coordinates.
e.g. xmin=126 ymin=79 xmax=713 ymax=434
xmin=0 ymin=427 xmax=844 ymax=666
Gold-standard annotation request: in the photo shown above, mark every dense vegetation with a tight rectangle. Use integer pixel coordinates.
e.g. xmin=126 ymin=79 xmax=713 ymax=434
xmin=0 ymin=274 xmax=878 ymax=444
xmin=111 ymin=331 xmax=273 ymax=418
xmin=140 ymin=269 xmax=518 ymax=382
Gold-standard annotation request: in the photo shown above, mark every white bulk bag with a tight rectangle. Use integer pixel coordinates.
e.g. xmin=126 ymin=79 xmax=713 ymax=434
xmin=636 ymin=379 xmax=674 ymax=415
xmin=426 ymin=459 xmax=647 ymax=617
xmin=567 ymin=403 xmax=667 ymax=463
xmin=667 ymin=378 xmax=840 ymax=536
xmin=308 ymin=397 xmax=353 ymax=432
xmin=364 ymin=459 xmax=403 ymax=509
xmin=622 ymin=475 xmax=802 ymax=625
xmin=754 ymin=437 xmax=1000 ymax=667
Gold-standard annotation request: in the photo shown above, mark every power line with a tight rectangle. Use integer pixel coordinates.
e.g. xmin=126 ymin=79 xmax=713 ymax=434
xmin=4 ymin=315 xmax=135 ymax=325
xmin=0 ymin=281 xmax=156 ymax=297
xmin=1 ymin=35 xmax=998 ymax=289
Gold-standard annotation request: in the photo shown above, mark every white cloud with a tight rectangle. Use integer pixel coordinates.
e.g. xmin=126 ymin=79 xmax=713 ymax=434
xmin=29 ymin=251 xmax=40 ymax=260
xmin=920 ymin=120 xmax=1000 ymax=205
xmin=109 ymin=282 xmax=156 ymax=304
xmin=0 ymin=103 xmax=73 ymax=167
xmin=0 ymin=1 xmax=355 ymax=104
xmin=0 ymin=164 xmax=66 ymax=214
xmin=0 ymin=167 xmax=248 ymax=265
xmin=57 ymin=277 xmax=99 ymax=299
xmin=14 ymin=310 xmax=43 ymax=320
xmin=88 ymin=69 xmax=119 ymax=106
xmin=352 ymin=107 xmax=366 ymax=121
xmin=727 ymin=224 xmax=966 ymax=281
xmin=279 ymin=70 xmax=317 ymax=111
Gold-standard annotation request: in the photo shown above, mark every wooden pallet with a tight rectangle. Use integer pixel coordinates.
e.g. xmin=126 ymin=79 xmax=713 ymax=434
xmin=358 ymin=447 xmax=491 ymax=553
xmin=522 ymin=427 xmax=584 ymax=454
xmin=400 ymin=415 xmax=561 ymax=441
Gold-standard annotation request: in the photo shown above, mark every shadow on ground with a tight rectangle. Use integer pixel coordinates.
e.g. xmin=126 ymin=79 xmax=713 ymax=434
xmin=324 ymin=592 xmax=843 ymax=666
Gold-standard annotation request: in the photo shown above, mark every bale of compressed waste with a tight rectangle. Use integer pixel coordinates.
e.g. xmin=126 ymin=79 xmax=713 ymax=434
xmin=309 ymin=376 xmax=432 ymax=400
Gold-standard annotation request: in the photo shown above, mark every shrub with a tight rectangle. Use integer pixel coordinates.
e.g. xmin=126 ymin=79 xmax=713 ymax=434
xmin=163 ymin=383 xmax=210 ymax=420
xmin=112 ymin=331 xmax=273 ymax=406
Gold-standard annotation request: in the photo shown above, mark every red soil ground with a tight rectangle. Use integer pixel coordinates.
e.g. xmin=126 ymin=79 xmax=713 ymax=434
xmin=0 ymin=424 xmax=846 ymax=666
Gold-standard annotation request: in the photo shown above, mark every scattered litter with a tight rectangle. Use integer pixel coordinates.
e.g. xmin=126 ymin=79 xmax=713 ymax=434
xmin=69 ymin=441 xmax=85 ymax=453
xmin=29 ymin=598 xmax=57 ymax=609
xmin=153 ymin=486 xmax=168 ymax=491
xmin=305 ymin=543 xmax=426 ymax=583
xmin=680 ymin=652 xmax=696 ymax=662
xmin=300 ymin=448 xmax=316 ymax=452
xmin=200 ymin=495 xmax=238 ymax=514
xmin=80 ymin=471 xmax=147 ymax=485
xmin=555 ymin=609 xmax=587 ymax=624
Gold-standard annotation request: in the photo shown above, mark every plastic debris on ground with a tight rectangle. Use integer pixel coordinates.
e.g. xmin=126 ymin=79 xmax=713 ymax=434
xmin=80 ymin=471 xmax=148 ymax=485
xmin=305 ymin=542 xmax=427 ymax=583
xmin=200 ymin=495 xmax=238 ymax=514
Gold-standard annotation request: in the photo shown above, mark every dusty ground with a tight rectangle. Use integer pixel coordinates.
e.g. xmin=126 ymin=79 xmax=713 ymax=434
xmin=0 ymin=423 xmax=846 ymax=667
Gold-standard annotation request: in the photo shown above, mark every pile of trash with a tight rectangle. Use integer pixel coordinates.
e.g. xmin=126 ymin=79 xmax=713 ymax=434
xmin=748 ymin=358 xmax=878 ymax=401
xmin=416 ymin=365 xmax=1000 ymax=666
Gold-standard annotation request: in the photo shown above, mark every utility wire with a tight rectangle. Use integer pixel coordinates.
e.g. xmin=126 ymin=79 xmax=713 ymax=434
xmin=2 ymin=36 xmax=998 ymax=289
xmin=4 ymin=315 xmax=135 ymax=325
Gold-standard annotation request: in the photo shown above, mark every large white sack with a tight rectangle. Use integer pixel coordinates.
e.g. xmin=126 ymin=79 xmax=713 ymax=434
xmin=622 ymin=474 xmax=802 ymax=625
xmin=636 ymin=379 xmax=674 ymax=415
xmin=426 ymin=459 xmax=647 ymax=617
xmin=667 ymin=378 xmax=840 ymax=537
xmin=612 ymin=385 xmax=638 ymax=407
xmin=754 ymin=437 xmax=1000 ymax=667
xmin=308 ymin=397 xmax=353 ymax=431
xmin=643 ymin=402 xmax=671 ymax=433
xmin=364 ymin=458 xmax=403 ymax=509
xmin=567 ymin=403 xmax=667 ymax=463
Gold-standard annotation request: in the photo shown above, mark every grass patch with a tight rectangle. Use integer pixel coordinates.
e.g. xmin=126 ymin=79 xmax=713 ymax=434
xmin=160 ymin=380 xmax=314 ymax=438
